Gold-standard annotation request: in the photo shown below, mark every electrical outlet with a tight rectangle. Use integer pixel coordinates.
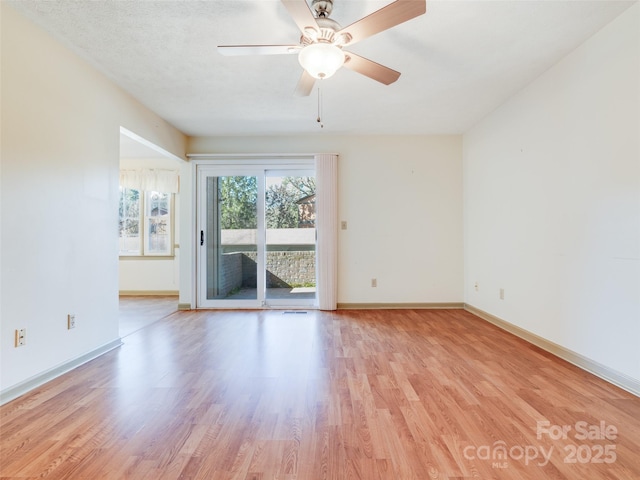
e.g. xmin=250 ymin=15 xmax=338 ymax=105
xmin=500 ymin=288 xmax=505 ymax=300
xmin=68 ymin=314 xmax=76 ymax=329
xmin=341 ymin=221 xmax=347 ymax=230
xmin=474 ymin=282 xmax=479 ymax=292
xmin=371 ymin=278 xmax=377 ymax=288
xmin=15 ymin=328 xmax=26 ymax=347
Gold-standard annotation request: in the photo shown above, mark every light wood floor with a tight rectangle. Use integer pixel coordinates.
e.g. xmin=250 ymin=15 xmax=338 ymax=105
xmin=118 ymin=295 xmax=178 ymax=337
xmin=1 ymin=306 xmax=639 ymax=479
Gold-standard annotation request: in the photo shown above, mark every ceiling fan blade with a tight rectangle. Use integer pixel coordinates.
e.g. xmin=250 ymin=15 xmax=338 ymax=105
xmin=281 ymin=0 xmax=319 ymax=35
xmin=294 ymin=70 xmax=316 ymax=96
xmin=218 ymin=45 xmax=301 ymax=56
xmin=343 ymin=52 xmax=401 ymax=85
xmin=337 ymin=0 xmax=426 ymax=46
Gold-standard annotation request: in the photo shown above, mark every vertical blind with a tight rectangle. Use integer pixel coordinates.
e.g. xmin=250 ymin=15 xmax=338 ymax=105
xmin=315 ymin=154 xmax=338 ymax=311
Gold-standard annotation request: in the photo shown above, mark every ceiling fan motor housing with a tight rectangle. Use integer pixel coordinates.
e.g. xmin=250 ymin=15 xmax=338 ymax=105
xmin=305 ymin=0 xmax=351 ymax=46
xmin=301 ymin=17 xmax=345 ymax=46
xmin=312 ymin=0 xmax=334 ymax=18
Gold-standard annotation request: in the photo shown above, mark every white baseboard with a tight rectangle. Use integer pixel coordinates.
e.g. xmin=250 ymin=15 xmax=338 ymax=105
xmin=119 ymin=290 xmax=179 ymax=296
xmin=0 ymin=339 xmax=123 ymax=406
xmin=337 ymin=302 xmax=464 ymax=310
xmin=464 ymin=304 xmax=640 ymax=397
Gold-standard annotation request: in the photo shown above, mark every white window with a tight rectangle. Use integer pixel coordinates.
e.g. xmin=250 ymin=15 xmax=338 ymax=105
xmin=119 ymin=187 xmax=173 ymax=256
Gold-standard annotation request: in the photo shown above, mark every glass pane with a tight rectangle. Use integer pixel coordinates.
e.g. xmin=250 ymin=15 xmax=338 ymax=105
xmin=265 ymin=174 xmax=316 ymax=301
xmin=119 ymin=187 xmax=141 ymax=255
xmin=206 ymin=176 xmax=258 ymax=300
xmin=147 ymin=217 xmax=169 ymax=253
xmin=146 ymin=191 xmax=170 ymax=254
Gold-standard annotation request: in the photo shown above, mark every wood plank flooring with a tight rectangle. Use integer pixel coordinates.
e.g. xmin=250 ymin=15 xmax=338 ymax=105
xmin=118 ymin=295 xmax=178 ymax=337
xmin=1 ymin=307 xmax=639 ymax=479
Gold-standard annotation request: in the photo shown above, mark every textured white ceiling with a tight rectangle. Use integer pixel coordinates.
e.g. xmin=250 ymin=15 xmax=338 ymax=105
xmin=8 ymin=0 xmax=636 ymax=137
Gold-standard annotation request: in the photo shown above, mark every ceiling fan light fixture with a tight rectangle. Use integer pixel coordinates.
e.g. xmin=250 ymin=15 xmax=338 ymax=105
xmin=298 ymin=42 xmax=344 ymax=79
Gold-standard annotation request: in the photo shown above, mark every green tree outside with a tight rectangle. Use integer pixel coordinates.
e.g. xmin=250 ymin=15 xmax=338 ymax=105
xmin=266 ymin=176 xmax=315 ymax=229
xmin=219 ymin=176 xmax=315 ymax=230
xmin=219 ymin=176 xmax=258 ymax=229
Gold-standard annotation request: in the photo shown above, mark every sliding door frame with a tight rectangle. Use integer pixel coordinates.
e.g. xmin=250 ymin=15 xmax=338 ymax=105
xmin=191 ymin=154 xmax=326 ymax=309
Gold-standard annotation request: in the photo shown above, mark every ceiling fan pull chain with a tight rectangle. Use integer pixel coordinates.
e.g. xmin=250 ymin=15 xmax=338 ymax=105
xmin=317 ymin=86 xmax=324 ymax=129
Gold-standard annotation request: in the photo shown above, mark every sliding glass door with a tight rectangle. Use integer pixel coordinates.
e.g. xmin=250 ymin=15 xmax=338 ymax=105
xmin=197 ymin=163 xmax=316 ymax=308
xmin=265 ymin=171 xmax=316 ymax=305
xmin=202 ymin=174 xmax=261 ymax=303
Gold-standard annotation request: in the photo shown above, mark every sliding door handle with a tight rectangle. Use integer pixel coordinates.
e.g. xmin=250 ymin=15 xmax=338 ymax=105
xmin=200 ymin=230 xmax=204 ymax=246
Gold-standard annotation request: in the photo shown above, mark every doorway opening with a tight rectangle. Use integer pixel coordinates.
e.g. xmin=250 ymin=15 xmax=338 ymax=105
xmin=118 ymin=127 xmax=182 ymax=336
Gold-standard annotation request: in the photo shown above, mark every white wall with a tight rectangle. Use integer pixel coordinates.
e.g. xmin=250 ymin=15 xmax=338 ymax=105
xmin=1 ymin=3 xmax=186 ymax=394
xmin=463 ymin=4 xmax=639 ymax=381
xmin=185 ymin=135 xmax=464 ymax=306
xmin=119 ymin=157 xmax=181 ymax=294
xmin=119 ymin=258 xmax=179 ymax=293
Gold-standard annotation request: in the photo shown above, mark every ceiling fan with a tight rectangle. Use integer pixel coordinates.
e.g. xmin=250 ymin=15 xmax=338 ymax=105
xmin=218 ymin=0 xmax=426 ymax=96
